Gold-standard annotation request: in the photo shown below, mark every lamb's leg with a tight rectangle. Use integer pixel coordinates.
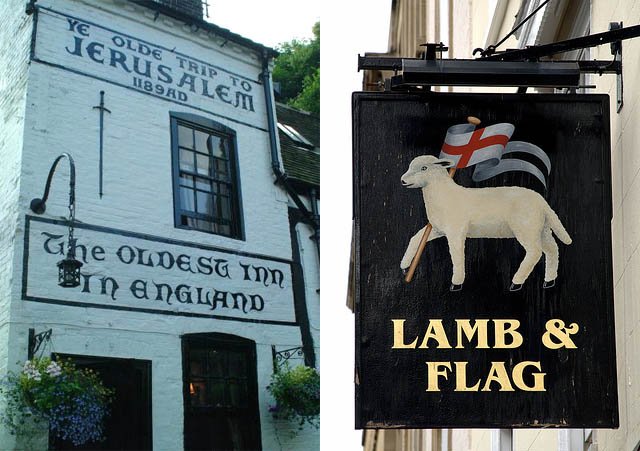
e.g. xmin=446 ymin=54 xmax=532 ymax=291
xmin=400 ymin=226 xmax=443 ymax=272
xmin=447 ymin=234 xmax=467 ymax=290
xmin=541 ymin=227 xmax=559 ymax=288
xmin=511 ymin=235 xmax=543 ymax=289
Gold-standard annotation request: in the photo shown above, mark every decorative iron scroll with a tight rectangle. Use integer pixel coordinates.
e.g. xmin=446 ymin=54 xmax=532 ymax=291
xmin=271 ymin=345 xmax=305 ymax=371
xmin=28 ymin=328 xmax=53 ymax=359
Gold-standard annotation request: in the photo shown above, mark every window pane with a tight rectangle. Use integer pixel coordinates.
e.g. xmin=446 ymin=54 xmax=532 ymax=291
xmin=180 ymin=187 xmax=195 ymax=212
xmin=195 ymin=177 xmax=212 ymax=192
xmin=180 ymin=149 xmax=195 ymax=171
xmin=195 ymin=130 xmax=209 ymax=152
xmin=190 ymin=350 xmax=208 ymax=377
xmin=209 ymin=379 xmax=226 ymax=406
xmin=196 ymin=191 xmax=213 ymax=215
xmin=178 ymin=125 xmax=193 ymax=148
xmin=208 ymin=350 xmax=225 ymax=377
xmin=208 ymin=135 xmax=225 ymax=158
xmin=228 ymin=379 xmax=248 ymax=407
xmin=180 ymin=174 xmax=194 ymax=188
xmin=214 ymin=158 xmax=229 ymax=180
xmin=228 ymin=351 xmax=246 ymax=375
xmin=196 ymin=154 xmax=210 ymax=176
xmin=196 ymin=219 xmax=214 ymax=232
xmin=218 ymin=195 xmax=231 ymax=220
xmin=189 ymin=378 xmax=207 ymax=406
xmin=219 ymin=224 xmax=231 ymax=236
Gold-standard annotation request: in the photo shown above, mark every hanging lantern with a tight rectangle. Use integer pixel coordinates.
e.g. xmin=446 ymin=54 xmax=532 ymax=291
xmin=57 ymin=253 xmax=83 ymax=288
xmin=30 ymin=153 xmax=83 ymax=289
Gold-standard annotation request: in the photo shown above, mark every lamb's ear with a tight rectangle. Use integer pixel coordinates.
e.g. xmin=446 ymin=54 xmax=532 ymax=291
xmin=434 ymin=158 xmax=455 ymax=168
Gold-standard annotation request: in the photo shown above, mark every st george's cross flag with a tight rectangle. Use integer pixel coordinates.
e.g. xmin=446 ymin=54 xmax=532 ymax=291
xmin=439 ymin=122 xmax=552 ymax=188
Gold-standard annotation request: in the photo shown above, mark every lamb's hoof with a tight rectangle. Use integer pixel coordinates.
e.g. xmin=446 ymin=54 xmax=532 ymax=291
xmin=543 ymin=280 xmax=555 ymax=289
xmin=401 ymin=268 xmax=408 ymax=276
xmin=509 ymin=283 xmax=523 ymax=292
xmin=450 ymin=284 xmax=463 ymax=292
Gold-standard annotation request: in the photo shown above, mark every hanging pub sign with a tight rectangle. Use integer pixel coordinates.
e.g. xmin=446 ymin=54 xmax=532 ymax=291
xmin=353 ymin=92 xmax=618 ymax=428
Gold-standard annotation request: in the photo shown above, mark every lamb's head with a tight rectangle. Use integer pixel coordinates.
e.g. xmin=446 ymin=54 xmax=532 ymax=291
xmin=401 ymin=155 xmax=455 ymax=188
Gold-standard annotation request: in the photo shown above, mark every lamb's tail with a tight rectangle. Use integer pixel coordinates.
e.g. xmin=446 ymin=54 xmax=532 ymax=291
xmin=544 ymin=204 xmax=572 ymax=245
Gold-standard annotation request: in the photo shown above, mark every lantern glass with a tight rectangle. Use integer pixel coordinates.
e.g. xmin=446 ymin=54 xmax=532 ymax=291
xmin=57 ymin=256 xmax=83 ymax=288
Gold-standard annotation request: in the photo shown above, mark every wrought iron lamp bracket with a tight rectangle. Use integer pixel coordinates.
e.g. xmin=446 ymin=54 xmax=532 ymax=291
xmin=28 ymin=328 xmax=52 ymax=360
xmin=271 ymin=345 xmax=305 ymax=371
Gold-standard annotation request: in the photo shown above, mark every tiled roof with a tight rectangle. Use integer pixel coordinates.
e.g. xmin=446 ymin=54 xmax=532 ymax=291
xmin=276 ymin=103 xmax=319 ymax=188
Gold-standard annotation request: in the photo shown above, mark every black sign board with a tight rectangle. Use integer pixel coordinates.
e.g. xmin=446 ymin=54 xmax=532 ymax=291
xmin=353 ymin=92 xmax=618 ymax=429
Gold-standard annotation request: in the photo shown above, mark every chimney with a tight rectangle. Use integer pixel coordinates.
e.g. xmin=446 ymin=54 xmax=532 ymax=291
xmin=154 ymin=0 xmax=204 ymax=19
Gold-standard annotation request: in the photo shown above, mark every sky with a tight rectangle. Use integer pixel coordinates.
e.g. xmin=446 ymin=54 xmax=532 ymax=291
xmin=206 ymin=0 xmax=320 ymax=49
xmin=207 ymin=2 xmax=391 ymax=449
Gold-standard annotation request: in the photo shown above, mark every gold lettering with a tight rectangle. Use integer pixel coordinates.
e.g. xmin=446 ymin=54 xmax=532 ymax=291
xmin=512 ymin=361 xmax=546 ymax=391
xmin=391 ymin=319 xmax=418 ymax=349
xmin=418 ymin=320 xmax=452 ymax=349
xmin=481 ymin=362 xmax=515 ymax=391
xmin=454 ymin=361 xmax=481 ymax=391
xmin=455 ymin=319 xmax=489 ymax=349
xmin=426 ymin=362 xmax=452 ymax=391
xmin=493 ymin=320 xmax=523 ymax=349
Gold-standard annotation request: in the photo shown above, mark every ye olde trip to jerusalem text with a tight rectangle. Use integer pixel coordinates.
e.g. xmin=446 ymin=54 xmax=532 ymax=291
xmin=392 ymin=318 xmax=580 ymax=392
xmin=63 ymin=17 xmax=256 ymax=111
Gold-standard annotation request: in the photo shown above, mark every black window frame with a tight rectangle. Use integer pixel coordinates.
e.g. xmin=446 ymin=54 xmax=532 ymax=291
xmin=170 ymin=112 xmax=244 ymax=240
xmin=182 ymin=333 xmax=262 ymax=451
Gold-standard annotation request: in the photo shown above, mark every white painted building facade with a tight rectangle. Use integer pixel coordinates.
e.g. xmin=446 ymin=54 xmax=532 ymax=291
xmin=0 ymin=0 xmax=319 ymax=449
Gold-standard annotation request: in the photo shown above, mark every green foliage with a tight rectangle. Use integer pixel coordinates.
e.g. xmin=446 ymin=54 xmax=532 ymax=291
xmin=0 ymin=357 xmax=113 ymax=446
xmin=272 ymin=22 xmax=320 ymax=114
xmin=267 ymin=365 xmax=320 ymax=429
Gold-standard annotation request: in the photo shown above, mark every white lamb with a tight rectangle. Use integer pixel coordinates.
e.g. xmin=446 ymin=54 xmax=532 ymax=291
xmin=400 ymin=155 xmax=572 ymax=291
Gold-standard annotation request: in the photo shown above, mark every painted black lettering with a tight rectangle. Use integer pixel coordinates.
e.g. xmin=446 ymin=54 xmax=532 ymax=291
xmin=152 ymin=282 xmax=173 ymax=304
xmin=41 ymin=232 xmax=65 ymax=255
xmin=132 ymin=56 xmax=152 ymax=78
xmin=201 ymin=79 xmax=216 ymax=100
xmin=109 ymin=48 xmax=131 ymax=72
xmin=210 ymin=290 xmax=229 ymax=310
xmin=234 ymin=92 xmax=254 ymax=111
xmin=135 ymin=247 xmax=154 ymax=267
xmin=177 ymin=254 xmax=196 ymax=273
xmin=86 ymin=42 xmax=105 ymax=63
xmin=157 ymin=65 xmax=173 ymax=83
xmin=240 ymin=80 xmax=252 ymax=92
xmin=250 ymin=294 xmax=265 ymax=311
xmin=156 ymin=251 xmax=175 ymax=270
xmin=116 ymin=245 xmax=135 ymax=264
xmin=214 ymin=259 xmax=231 ymax=279
xmin=130 ymin=279 xmax=149 ymax=299
xmin=65 ymin=36 xmax=83 ymax=57
xmin=91 ymin=246 xmax=105 ymax=261
xmin=197 ymin=256 xmax=213 ymax=275
xmin=177 ymin=73 xmax=196 ymax=92
xmin=215 ymin=85 xmax=231 ymax=104
xmin=175 ymin=284 xmax=192 ymax=303
xmin=269 ymin=268 xmax=285 ymax=288
xmin=100 ymin=276 xmax=119 ymax=301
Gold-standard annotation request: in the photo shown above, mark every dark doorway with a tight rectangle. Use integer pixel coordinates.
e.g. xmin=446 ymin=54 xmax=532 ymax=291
xmin=183 ymin=333 xmax=262 ymax=451
xmin=49 ymin=354 xmax=152 ymax=451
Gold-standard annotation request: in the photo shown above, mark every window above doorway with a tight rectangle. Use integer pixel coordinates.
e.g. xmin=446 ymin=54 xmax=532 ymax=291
xmin=170 ymin=113 xmax=243 ymax=239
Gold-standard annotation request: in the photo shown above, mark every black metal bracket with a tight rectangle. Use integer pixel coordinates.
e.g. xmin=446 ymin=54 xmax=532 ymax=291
xmin=610 ymin=22 xmax=624 ymax=112
xmin=28 ymin=328 xmax=52 ymax=359
xmin=271 ymin=345 xmax=305 ymax=372
xmin=358 ymin=22 xmax=637 ymax=102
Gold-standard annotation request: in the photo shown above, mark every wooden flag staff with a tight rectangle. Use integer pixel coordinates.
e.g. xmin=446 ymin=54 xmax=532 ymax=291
xmin=404 ymin=116 xmax=482 ymax=283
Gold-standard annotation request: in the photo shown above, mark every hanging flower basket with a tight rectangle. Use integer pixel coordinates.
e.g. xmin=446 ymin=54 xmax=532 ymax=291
xmin=0 ymin=357 xmax=113 ymax=446
xmin=267 ymin=365 xmax=319 ymax=429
